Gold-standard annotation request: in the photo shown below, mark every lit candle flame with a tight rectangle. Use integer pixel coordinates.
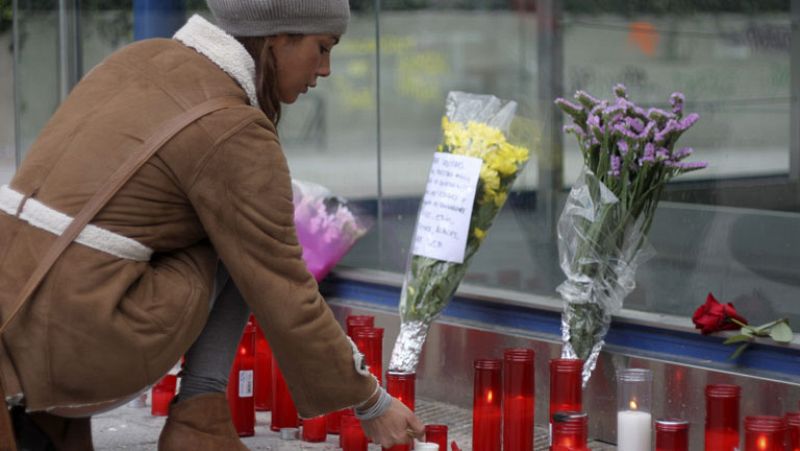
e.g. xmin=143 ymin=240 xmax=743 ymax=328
xmin=629 ymin=399 xmax=638 ymax=410
xmin=487 ymin=390 xmax=493 ymax=403
xmin=758 ymin=435 xmax=768 ymax=450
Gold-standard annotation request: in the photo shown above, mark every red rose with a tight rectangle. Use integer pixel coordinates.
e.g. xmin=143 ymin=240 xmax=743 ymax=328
xmin=692 ymin=293 xmax=748 ymax=335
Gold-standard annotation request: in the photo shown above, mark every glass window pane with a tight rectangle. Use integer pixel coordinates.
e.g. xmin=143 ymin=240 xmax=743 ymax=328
xmin=371 ymin=1 xmax=540 ymax=276
xmin=280 ymin=3 xmax=381 ymax=269
xmin=13 ymin=0 xmax=61 ymax=158
xmin=1 ymin=1 xmax=14 ymax=183
xmin=560 ymin=2 xmax=796 ymax=325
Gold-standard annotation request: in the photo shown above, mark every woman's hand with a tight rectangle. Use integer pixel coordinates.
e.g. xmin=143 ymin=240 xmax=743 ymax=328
xmin=359 ymin=397 xmax=424 ymax=448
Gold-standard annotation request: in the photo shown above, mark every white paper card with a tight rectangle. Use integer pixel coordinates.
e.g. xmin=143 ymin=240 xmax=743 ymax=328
xmin=238 ymin=370 xmax=253 ymax=398
xmin=412 ymin=153 xmax=482 ymax=263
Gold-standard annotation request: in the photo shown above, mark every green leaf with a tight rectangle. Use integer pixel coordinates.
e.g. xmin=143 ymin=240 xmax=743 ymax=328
xmin=769 ymin=321 xmax=794 ymax=343
xmin=729 ymin=343 xmax=750 ymax=360
xmin=753 ymin=320 xmax=779 ymax=334
xmin=741 ymin=327 xmax=755 ymax=337
xmin=723 ymin=334 xmax=752 ymax=345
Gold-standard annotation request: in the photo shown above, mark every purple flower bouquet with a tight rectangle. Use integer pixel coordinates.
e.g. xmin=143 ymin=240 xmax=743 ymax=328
xmin=292 ymin=180 xmax=371 ymax=282
xmin=555 ymin=84 xmax=707 ymax=384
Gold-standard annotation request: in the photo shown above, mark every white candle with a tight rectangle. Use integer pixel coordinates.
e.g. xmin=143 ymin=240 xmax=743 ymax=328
xmin=617 ymin=409 xmax=652 ymax=451
xmin=414 ymin=442 xmax=439 ymax=451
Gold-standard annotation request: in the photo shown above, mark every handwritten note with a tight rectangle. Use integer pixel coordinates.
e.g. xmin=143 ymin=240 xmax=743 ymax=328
xmin=412 ymin=153 xmax=482 ymax=263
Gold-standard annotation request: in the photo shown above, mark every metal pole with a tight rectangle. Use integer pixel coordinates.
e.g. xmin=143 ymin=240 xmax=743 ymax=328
xmin=134 ymin=0 xmax=186 ymax=41
xmin=790 ymin=0 xmax=800 ymax=183
xmin=12 ymin=0 xmax=21 ymax=167
xmin=58 ymin=0 xmax=82 ymax=102
xmin=374 ymin=0 xmax=384 ymax=268
xmin=536 ymin=0 xmax=564 ymax=236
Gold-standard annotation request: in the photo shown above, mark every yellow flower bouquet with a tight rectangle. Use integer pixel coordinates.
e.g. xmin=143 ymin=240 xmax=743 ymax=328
xmin=389 ymin=92 xmax=530 ymax=373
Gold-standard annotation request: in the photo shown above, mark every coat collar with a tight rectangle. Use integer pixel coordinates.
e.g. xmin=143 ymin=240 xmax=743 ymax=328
xmin=174 ymin=15 xmax=260 ymax=109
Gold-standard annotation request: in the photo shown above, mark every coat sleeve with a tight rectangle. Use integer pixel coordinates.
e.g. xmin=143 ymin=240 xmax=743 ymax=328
xmin=186 ymin=116 xmax=377 ymax=417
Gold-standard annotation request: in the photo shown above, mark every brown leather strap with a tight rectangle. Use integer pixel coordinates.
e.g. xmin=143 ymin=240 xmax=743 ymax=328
xmin=0 ymin=96 xmax=240 ymax=338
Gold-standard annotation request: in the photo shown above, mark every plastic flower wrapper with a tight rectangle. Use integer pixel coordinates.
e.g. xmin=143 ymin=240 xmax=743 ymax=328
xmin=292 ymin=179 xmax=371 ymax=282
xmin=555 ymin=85 xmax=707 ymax=385
xmin=389 ymin=91 xmax=530 ymax=373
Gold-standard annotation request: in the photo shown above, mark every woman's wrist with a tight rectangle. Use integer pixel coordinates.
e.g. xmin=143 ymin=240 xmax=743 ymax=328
xmin=354 ymin=385 xmax=392 ymax=421
xmin=355 ymin=381 xmax=381 ymax=410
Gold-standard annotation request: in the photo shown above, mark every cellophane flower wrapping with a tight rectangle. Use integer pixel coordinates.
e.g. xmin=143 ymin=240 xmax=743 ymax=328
xmin=292 ymin=180 xmax=371 ymax=282
xmin=389 ymin=91 xmax=530 ymax=373
xmin=555 ymin=85 xmax=707 ymax=385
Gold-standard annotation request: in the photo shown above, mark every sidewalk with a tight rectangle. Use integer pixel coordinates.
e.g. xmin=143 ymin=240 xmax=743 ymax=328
xmin=91 ymin=397 xmax=616 ymax=450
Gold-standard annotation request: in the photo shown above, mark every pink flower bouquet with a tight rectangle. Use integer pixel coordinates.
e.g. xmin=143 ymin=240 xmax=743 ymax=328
xmin=292 ymin=180 xmax=371 ymax=282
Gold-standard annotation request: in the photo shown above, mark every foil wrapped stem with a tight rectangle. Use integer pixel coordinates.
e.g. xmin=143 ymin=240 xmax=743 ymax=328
xmin=388 ymin=320 xmax=429 ymax=374
xmin=560 ymin=301 xmax=611 ymax=388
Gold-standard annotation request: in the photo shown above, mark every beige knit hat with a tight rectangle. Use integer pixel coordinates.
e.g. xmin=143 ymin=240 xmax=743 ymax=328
xmin=206 ymin=0 xmax=350 ymax=37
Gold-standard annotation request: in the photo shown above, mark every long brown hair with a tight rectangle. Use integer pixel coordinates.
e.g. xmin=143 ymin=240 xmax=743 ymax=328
xmin=236 ymin=36 xmax=282 ymax=125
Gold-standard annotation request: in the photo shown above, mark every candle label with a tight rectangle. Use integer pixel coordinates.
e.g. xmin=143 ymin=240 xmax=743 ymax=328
xmin=238 ymin=370 xmax=254 ymax=397
xmin=412 ymin=153 xmax=482 ymax=264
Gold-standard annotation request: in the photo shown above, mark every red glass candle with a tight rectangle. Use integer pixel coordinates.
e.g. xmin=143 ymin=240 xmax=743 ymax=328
xmin=227 ymin=320 xmax=256 ymax=436
xmin=253 ymin=320 xmax=272 ymax=411
xmin=503 ymin=348 xmax=535 ymax=451
xmin=327 ymin=409 xmax=346 ymax=434
xmin=329 ymin=315 xmax=375 ymax=435
xmin=341 ymin=412 xmax=368 ymax=451
xmin=549 ymin=358 xmax=583 ymax=441
xmin=387 ymin=371 xmax=416 ymax=411
xmin=787 ymin=412 xmax=800 ymax=451
xmin=271 ymin=354 xmax=299 ymax=431
xmin=551 ymin=411 xmax=589 ymax=451
xmin=384 ymin=371 xmax=416 ymax=451
xmin=302 ymin=415 xmax=327 ymax=442
xmin=705 ymin=384 xmax=741 ymax=451
xmin=656 ymin=419 xmax=689 ymax=451
xmin=745 ymin=416 xmax=788 ymax=451
xmin=150 ymin=374 xmax=177 ymax=416
xmin=473 ymin=359 xmax=502 ymax=451
xmin=353 ymin=327 xmax=384 ymax=385
xmin=346 ymin=315 xmax=375 ymax=338
xmin=425 ymin=424 xmax=448 ymax=450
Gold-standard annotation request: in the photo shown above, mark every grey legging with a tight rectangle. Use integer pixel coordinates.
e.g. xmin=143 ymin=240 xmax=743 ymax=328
xmin=178 ymin=263 xmax=251 ymax=400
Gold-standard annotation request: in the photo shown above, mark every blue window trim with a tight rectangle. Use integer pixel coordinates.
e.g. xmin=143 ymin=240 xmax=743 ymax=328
xmin=321 ymin=276 xmax=800 ymax=379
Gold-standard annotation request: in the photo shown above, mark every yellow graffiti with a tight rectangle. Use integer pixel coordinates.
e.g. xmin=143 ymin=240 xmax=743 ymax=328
xmin=397 ymin=51 xmax=449 ymax=103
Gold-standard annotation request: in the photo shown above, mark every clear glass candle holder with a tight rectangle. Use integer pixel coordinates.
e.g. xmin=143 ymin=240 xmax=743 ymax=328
xmin=616 ymin=368 xmax=653 ymax=451
xmin=705 ymin=384 xmax=741 ymax=451
xmin=656 ymin=419 xmax=689 ymax=451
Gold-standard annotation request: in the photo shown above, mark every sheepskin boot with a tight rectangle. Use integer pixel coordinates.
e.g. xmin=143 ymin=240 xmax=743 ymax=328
xmin=157 ymin=393 xmax=249 ymax=451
